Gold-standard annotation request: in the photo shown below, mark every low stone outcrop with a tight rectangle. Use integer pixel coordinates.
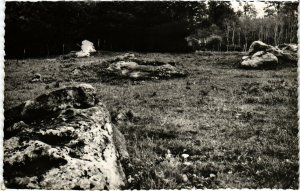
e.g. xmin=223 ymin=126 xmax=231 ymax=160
xmin=104 ymin=54 xmax=187 ymax=80
xmin=241 ymin=51 xmax=278 ymax=69
xmin=278 ymin=43 xmax=298 ymax=52
xmin=241 ymin=41 xmax=297 ymax=69
xmin=4 ymin=84 xmax=128 ymax=189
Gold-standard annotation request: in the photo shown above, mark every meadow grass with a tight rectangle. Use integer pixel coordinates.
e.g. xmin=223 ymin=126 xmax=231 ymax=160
xmin=4 ymin=52 xmax=298 ymax=189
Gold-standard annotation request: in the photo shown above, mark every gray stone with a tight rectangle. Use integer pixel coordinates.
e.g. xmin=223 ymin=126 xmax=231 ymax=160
xmin=278 ymin=43 xmax=298 ymax=52
xmin=107 ymin=59 xmax=187 ymax=80
xmin=268 ymin=46 xmax=297 ymax=63
xmin=241 ymin=51 xmax=278 ymax=69
xmin=248 ymin=41 xmax=272 ymax=55
xmin=243 ymin=41 xmax=297 ymax=68
xmin=4 ymin=84 xmax=128 ymax=189
xmin=30 ymin=73 xmax=42 ymax=83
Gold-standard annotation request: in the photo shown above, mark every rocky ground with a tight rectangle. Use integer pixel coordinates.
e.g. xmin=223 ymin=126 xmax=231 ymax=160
xmin=4 ymin=51 xmax=298 ymax=189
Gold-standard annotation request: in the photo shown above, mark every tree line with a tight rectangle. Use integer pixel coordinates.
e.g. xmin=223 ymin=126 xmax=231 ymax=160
xmin=5 ymin=1 xmax=298 ymax=58
xmin=188 ymin=2 xmax=298 ymax=51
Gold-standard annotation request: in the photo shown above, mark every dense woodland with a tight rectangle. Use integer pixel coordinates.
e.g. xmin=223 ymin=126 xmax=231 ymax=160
xmin=5 ymin=1 xmax=298 ymax=58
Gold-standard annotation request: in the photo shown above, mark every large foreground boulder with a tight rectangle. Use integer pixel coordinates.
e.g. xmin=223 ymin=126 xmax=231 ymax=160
xmin=105 ymin=54 xmax=187 ymax=80
xmin=241 ymin=41 xmax=297 ymax=69
xmin=4 ymin=84 xmax=128 ymax=189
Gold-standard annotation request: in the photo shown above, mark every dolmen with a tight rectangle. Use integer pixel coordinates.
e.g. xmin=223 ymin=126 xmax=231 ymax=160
xmin=105 ymin=53 xmax=187 ymax=80
xmin=241 ymin=41 xmax=297 ymax=69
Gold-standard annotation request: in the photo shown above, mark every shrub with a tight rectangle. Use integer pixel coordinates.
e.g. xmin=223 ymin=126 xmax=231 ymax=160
xmin=206 ymin=35 xmax=222 ymax=51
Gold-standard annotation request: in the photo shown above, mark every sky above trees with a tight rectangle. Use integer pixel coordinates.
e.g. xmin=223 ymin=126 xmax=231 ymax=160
xmin=224 ymin=0 xmax=297 ymax=18
xmin=231 ymin=1 xmax=267 ymax=17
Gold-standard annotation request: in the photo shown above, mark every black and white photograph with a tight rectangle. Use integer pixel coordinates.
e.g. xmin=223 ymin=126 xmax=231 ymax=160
xmin=3 ymin=0 xmax=299 ymax=189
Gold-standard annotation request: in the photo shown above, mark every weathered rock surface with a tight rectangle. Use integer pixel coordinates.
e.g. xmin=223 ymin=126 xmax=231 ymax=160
xmin=248 ymin=41 xmax=272 ymax=55
xmin=241 ymin=41 xmax=297 ymax=69
xmin=76 ymin=40 xmax=96 ymax=57
xmin=105 ymin=54 xmax=187 ymax=80
xmin=4 ymin=84 xmax=128 ymax=189
xmin=268 ymin=45 xmax=297 ymax=63
xmin=241 ymin=51 xmax=278 ymax=69
xmin=278 ymin=43 xmax=298 ymax=52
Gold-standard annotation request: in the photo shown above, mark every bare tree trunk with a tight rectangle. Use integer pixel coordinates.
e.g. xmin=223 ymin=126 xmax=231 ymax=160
xmin=232 ymin=24 xmax=235 ymax=50
xmin=226 ymin=24 xmax=230 ymax=52
xmin=245 ymin=36 xmax=248 ymax=51
xmin=238 ymin=29 xmax=241 ymax=48
xmin=290 ymin=20 xmax=294 ymax=43
xmin=285 ymin=22 xmax=288 ymax=43
xmin=274 ymin=20 xmax=277 ymax=46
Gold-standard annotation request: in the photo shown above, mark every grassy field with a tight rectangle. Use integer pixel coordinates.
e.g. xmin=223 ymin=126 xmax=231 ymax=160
xmin=4 ymin=52 xmax=298 ymax=189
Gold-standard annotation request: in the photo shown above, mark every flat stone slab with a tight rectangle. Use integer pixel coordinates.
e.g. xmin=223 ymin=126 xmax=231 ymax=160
xmin=104 ymin=54 xmax=187 ymax=80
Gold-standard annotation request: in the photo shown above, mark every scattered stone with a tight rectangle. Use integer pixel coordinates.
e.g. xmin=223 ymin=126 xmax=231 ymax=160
xmin=72 ymin=68 xmax=81 ymax=75
xmin=4 ymin=84 xmax=127 ymax=189
xmin=241 ymin=41 xmax=297 ymax=69
xmin=115 ymin=53 xmax=135 ymax=60
xmin=268 ymin=46 xmax=297 ymax=63
xmin=241 ymin=51 xmax=278 ymax=69
xmin=30 ymin=73 xmax=42 ymax=83
xmin=106 ymin=58 xmax=187 ymax=80
xmin=181 ymin=174 xmax=189 ymax=182
xmin=111 ymin=109 xmax=139 ymax=124
xmin=242 ymin=56 xmax=249 ymax=60
xmin=165 ymin=149 xmax=172 ymax=159
xmin=278 ymin=43 xmax=298 ymax=52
